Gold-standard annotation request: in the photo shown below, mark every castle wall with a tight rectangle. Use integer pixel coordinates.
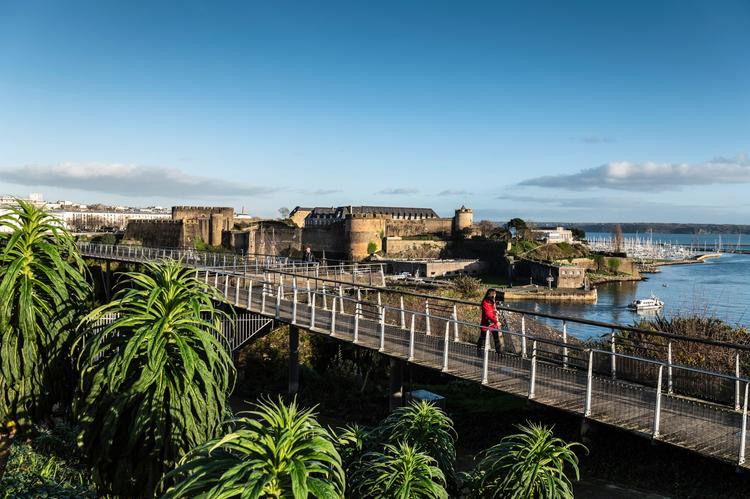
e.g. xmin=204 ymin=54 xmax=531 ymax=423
xmin=124 ymin=220 xmax=184 ymax=248
xmin=302 ymin=223 xmax=349 ymax=259
xmin=383 ymin=237 xmax=448 ymax=259
xmin=384 ymin=218 xmax=453 ymax=238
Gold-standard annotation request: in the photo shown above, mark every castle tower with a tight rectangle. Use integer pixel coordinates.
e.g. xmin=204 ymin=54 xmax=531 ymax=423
xmin=345 ymin=214 xmax=387 ymax=260
xmin=452 ymin=205 xmax=473 ymax=235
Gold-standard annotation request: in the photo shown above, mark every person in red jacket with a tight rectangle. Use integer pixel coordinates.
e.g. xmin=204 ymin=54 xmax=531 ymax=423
xmin=477 ymin=288 xmax=502 ymax=355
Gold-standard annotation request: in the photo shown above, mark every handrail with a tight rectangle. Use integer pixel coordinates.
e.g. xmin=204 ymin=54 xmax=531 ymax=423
xmin=78 ymin=242 xmax=750 ymax=353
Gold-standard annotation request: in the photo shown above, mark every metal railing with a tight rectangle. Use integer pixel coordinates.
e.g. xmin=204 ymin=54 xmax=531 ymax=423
xmin=82 ymin=242 xmax=750 ymax=467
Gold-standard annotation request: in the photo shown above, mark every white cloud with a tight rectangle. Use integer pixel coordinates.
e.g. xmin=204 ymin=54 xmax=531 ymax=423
xmin=0 ymin=162 xmax=280 ymax=198
xmin=375 ymin=188 xmax=419 ymax=195
xmin=437 ymin=189 xmax=472 ymax=196
xmin=519 ymin=155 xmax=750 ymax=191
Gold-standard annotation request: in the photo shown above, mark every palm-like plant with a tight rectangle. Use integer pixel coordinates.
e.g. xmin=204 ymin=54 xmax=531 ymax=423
xmin=74 ymin=260 xmax=234 ymax=497
xmin=376 ymin=400 xmax=457 ymax=483
xmin=334 ymin=423 xmax=370 ymax=470
xmin=350 ymin=442 xmax=448 ymax=499
xmin=0 ymin=201 xmax=91 ymax=428
xmin=163 ymin=397 xmax=345 ymax=498
xmin=468 ymin=422 xmax=586 ymax=499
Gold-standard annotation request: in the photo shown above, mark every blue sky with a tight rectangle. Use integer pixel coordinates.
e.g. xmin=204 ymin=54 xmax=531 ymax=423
xmin=1 ymin=0 xmax=748 ymax=223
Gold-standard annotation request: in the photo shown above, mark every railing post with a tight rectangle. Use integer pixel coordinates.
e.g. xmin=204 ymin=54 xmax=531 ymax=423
xmin=408 ymin=314 xmax=416 ymax=361
xmin=214 ymin=272 xmax=219 ymax=288
xmin=247 ymin=280 xmax=253 ymax=309
xmin=667 ymin=341 xmax=673 ymax=394
xmin=400 ymin=296 xmax=406 ymax=329
xmin=261 ymin=284 xmax=267 ymax=314
xmin=379 ymin=307 xmax=385 ymax=352
xmin=380 ymin=264 xmax=385 ymax=287
xmin=585 ymin=350 xmax=593 ymax=417
xmin=223 ymin=274 xmax=229 ymax=298
xmin=653 ymin=364 xmax=664 ymax=439
xmin=292 ymin=286 xmax=298 ymax=324
xmin=234 ymin=277 xmax=240 ymax=305
xmin=736 ymin=353 xmax=742 ymax=412
xmin=529 ymin=340 xmax=537 ymax=399
xmin=322 ymin=285 xmax=328 ymax=311
xmin=453 ymin=304 xmax=459 ymax=342
xmin=310 ymin=293 xmax=316 ymax=329
xmin=482 ymin=329 xmax=490 ymax=385
xmin=521 ymin=314 xmax=527 ymax=358
xmin=425 ymin=300 xmax=431 ymax=335
xmin=353 ymin=301 xmax=360 ymax=344
xmin=279 ymin=275 xmax=285 ymax=299
xmin=377 ymin=292 xmax=382 ymax=307
xmin=205 ymin=269 xmax=210 ymax=285
xmin=442 ymin=321 xmax=450 ymax=372
xmin=307 ymin=281 xmax=312 ymax=303
xmin=275 ymin=285 xmax=282 ymax=320
xmin=610 ymin=329 xmax=617 ymax=379
xmin=562 ymin=320 xmax=568 ymax=369
xmin=338 ymin=285 xmax=344 ymax=314
xmin=330 ymin=297 xmax=337 ymax=336
xmin=739 ymin=382 xmax=748 ymax=466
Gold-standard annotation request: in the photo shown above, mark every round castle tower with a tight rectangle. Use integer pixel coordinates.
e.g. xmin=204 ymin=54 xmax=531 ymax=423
xmin=452 ymin=205 xmax=473 ymax=234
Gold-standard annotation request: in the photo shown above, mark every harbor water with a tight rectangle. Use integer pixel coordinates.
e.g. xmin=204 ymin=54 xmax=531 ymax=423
xmin=508 ymin=233 xmax=750 ymax=340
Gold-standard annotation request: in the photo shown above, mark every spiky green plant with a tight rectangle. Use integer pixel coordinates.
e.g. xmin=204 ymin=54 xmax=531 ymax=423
xmin=74 ymin=260 xmax=234 ymax=497
xmin=468 ymin=422 xmax=586 ymax=499
xmin=350 ymin=442 xmax=448 ymax=499
xmin=0 ymin=200 xmax=91 ymax=428
xmin=334 ymin=423 xmax=370 ymax=470
xmin=375 ymin=400 xmax=457 ymax=484
xmin=162 ymin=397 xmax=345 ymax=498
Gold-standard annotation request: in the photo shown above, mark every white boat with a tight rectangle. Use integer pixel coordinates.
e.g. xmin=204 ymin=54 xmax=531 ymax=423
xmin=628 ymin=294 xmax=664 ymax=311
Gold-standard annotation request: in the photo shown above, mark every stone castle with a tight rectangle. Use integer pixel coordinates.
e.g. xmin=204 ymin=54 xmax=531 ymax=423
xmin=124 ymin=204 xmax=475 ymax=260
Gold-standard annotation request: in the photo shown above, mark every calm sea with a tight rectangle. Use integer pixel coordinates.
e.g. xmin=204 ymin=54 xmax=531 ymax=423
xmin=508 ymin=233 xmax=750 ymax=339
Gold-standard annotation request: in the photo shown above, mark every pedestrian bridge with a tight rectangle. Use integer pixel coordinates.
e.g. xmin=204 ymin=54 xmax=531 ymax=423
xmin=79 ymin=242 xmax=750 ymax=470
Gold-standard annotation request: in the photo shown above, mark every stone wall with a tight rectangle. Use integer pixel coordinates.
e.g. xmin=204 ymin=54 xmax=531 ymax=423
xmin=346 ymin=215 xmax=387 ymax=260
xmin=384 ymin=218 xmax=453 ymax=238
xmin=516 ymin=259 xmax=587 ymax=289
xmin=302 ymin=223 xmax=348 ymax=259
xmin=383 ymin=237 xmax=448 ymax=258
xmin=124 ymin=220 xmax=184 ymax=248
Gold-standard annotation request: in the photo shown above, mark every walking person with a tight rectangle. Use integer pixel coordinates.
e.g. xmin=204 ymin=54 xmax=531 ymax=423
xmin=477 ymin=288 xmax=502 ymax=355
xmin=303 ymin=246 xmax=314 ymax=263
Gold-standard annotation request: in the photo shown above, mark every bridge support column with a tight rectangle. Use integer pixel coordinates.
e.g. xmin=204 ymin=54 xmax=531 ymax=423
xmin=389 ymin=357 xmax=405 ymax=411
xmin=103 ymin=260 xmax=113 ymax=302
xmin=288 ymin=325 xmax=300 ymax=395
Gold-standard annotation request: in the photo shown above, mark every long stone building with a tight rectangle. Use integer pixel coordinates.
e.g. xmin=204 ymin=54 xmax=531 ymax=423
xmin=124 ymin=204 xmax=476 ymax=260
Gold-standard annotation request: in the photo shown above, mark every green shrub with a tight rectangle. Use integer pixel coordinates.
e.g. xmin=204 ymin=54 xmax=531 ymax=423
xmin=451 ymin=275 xmax=482 ymax=298
xmin=464 ymin=422 xmax=585 ymax=499
xmin=350 ymin=442 xmax=448 ymax=499
xmin=367 ymin=241 xmax=378 ymax=254
xmin=163 ymin=397 xmax=345 ymax=498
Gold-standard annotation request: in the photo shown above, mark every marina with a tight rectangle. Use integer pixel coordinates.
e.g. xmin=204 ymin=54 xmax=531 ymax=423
xmin=510 ymin=233 xmax=750 ymax=339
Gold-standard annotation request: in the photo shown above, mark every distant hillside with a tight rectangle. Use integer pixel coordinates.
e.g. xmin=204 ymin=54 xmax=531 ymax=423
xmin=557 ymin=223 xmax=750 ymax=235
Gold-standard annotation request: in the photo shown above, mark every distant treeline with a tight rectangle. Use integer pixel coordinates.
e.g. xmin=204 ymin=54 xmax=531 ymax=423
xmin=550 ymin=222 xmax=750 ymax=235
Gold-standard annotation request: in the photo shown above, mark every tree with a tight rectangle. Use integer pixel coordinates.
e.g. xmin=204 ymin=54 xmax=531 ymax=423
xmin=466 ymin=422 xmax=585 ymax=499
xmin=506 ymin=218 xmax=527 ymax=236
xmin=163 ymin=397 xmax=345 ymax=499
xmin=0 ymin=201 xmax=91 ymax=430
xmin=350 ymin=442 xmax=448 ymax=499
xmin=612 ymin=224 xmax=624 ymax=253
xmin=74 ymin=260 xmax=234 ymax=497
xmin=476 ymin=220 xmax=496 ymax=238
xmin=278 ymin=206 xmax=290 ymax=219
xmin=570 ymin=227 xmax=586 ymax=240
xmin=374 ymin=400 xmax=457 ymax=487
